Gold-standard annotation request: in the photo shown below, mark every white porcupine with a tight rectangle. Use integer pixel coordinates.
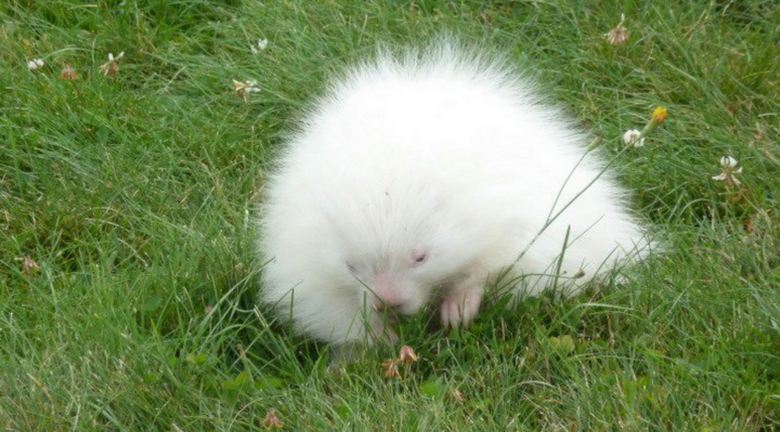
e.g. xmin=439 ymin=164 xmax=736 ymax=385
xmin=258 ymin=44 xmax=654 ymax=345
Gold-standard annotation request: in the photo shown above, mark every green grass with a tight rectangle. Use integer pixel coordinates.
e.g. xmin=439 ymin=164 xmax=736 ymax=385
xmin=2 ymin=1 xmax=779 ymax=430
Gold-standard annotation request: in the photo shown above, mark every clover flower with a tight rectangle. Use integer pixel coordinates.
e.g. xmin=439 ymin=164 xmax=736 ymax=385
xmin=251 ymin=38 xmax=269 ymax=54
xmin=381 ymin=345 xmax=419 ymax=378
xmin=623 ymin=106 xmax=669 ymax=148
xmin=232 ymin=79 xmax=261 ymax=101
xmin=100 ymin=51 xmax=125 ymax=76
xmin=60 ymin=64 xmax=78 ymax=80
xmin=262 ymin=408 xmax=283 ymax=429
xmin=17 ymin=256 xmax=41 ymax=275
xmin=605 ymin=14 xmax=629 ymax=46
xmin=382 ymin=359 xmax=400 ymax=378
xmin=398 ymin=345 xmax=418 ymax=366
xmin=622 ymin=129 xmax=644 ymax=148
xmin=712 ymin=156 xmax=742 ymax=186
xmin=27 ymin=58 xmax=45 ymax=71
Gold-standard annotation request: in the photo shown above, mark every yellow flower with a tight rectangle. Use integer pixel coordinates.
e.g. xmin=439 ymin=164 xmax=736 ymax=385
xmin=651 ymin=107 xmax=668 ymax=125
xmin=634 ymin=106 xmax=670 ymax=141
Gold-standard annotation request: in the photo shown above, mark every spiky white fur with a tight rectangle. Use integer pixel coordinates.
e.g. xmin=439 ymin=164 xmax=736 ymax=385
xmin=258 ymin=45 xmax=653 ymax=345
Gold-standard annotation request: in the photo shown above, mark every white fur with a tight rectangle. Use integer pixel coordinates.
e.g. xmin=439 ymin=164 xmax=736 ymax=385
xmin=258 ymin=45 xmax=653 ymax=345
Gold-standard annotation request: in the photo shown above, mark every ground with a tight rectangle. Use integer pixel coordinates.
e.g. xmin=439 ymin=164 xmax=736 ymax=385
xmin=1 ymin=1 xmax=779 ymax=430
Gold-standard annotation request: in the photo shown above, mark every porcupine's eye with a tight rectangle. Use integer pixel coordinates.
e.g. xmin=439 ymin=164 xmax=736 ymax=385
xmin=411 ymin=251 xmax=428 ymax=266
xmin=345 ymin=262 xmax=357 ymax=273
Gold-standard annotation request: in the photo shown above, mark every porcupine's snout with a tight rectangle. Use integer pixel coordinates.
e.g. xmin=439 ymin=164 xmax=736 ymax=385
xmin=370 ymin=271 xmax=405 ymax=311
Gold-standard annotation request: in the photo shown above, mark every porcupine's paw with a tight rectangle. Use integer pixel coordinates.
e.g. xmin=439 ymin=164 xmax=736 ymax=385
xmin=440 ymin=285 xmax=483 ymax=330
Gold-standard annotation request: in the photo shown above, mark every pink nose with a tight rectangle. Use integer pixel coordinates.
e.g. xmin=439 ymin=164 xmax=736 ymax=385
xmin=372 ymin=272 xmax=403 ymax=310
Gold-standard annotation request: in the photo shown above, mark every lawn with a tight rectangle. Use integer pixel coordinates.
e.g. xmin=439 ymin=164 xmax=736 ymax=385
xmin=1 ymin=1 xmax=779 ymax=430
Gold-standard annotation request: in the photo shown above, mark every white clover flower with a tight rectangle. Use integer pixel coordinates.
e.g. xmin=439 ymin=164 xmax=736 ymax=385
xmin=712 ymin=156 xmax=742 ymax=186
xmin=232 ymin=79 xmax=261 ymax=101
xmin=251 ymin=38 xmax=269 ymax=54
xmin=720 ymin=156 xmax=738 ymax=169
xmin=16 ymin=256 xmax=41 ymax=274
xmin=27 ymin=58 xmax=45 ymax=71
xmin=605 ymin=14 xmax=630 ymax=46
xmin=100 ymin=51 xmax=125 ymax=76
xmin=622 ymin=129 xmax=645 ymax=148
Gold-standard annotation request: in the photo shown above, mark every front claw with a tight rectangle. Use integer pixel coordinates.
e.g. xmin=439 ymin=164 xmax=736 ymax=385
xmin=440 ymin=287 xmax=483 ymax=330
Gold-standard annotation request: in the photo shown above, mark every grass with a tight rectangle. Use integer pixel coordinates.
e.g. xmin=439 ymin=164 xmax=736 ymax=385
xmin=1 ymin=0 xmax=779 ymax=430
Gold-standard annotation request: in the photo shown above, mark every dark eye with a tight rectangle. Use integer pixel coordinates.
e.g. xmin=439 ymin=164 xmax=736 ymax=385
xmin=346 ymin=262 xmax=357 ymax=273
xmin=412 ymin=252 xmax=428 ymax=265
